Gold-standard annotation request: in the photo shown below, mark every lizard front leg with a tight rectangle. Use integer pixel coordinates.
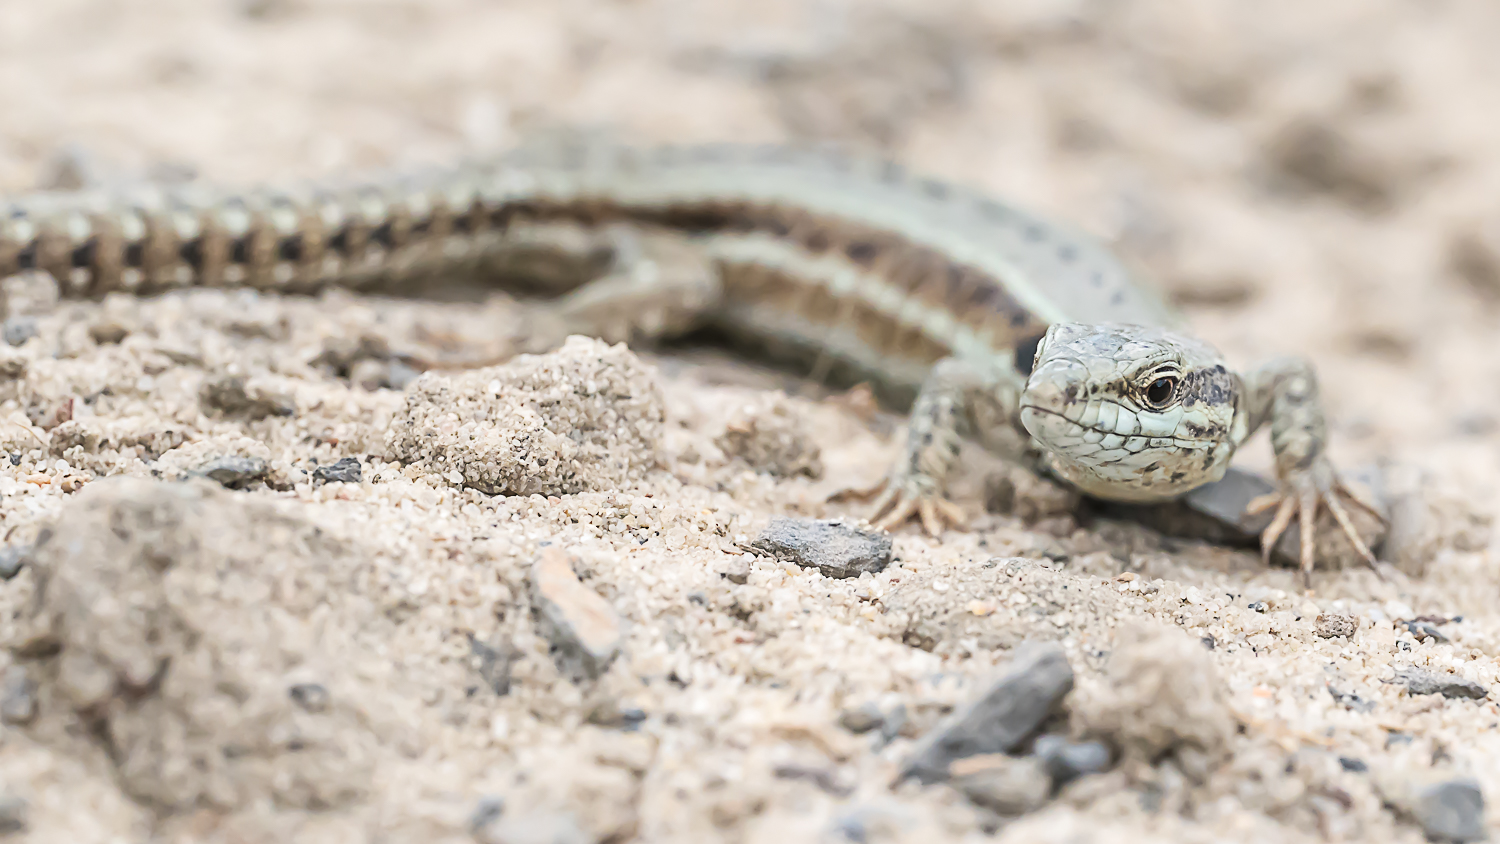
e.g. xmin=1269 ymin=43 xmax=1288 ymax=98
xmin=1238 ymin=357 xmax=1385 ymax=585
xmin=869 ymin=356 xmax=1025 ymax=535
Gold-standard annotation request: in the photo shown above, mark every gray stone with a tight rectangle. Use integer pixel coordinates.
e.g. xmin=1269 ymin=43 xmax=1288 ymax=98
xmin=287 ymin=683 xmax=329 ymax=713
xmin=190 ymin=456 xmax=269 ymax=490
xmin=1417 ymin=778 xmax=1486 ymax=842
xmin=2 ymin=319 xmax=37 ymax=348
xmin=838 ymin=702 xmax=885 ymax=734
xmin=1393 ymin=666 xmax=1488 ymax=700
xmin=0 ymin=667 xmax=35 ymax=726
xmin=200 ymin=374 xmax=295 ymax=419
xmin=746 ymin=518 xmax=892 ymax=579
xmin=468 ymin=634 xmax=514 ymax=696
xmin=530 ymin=547 xmax=623 ymax=682
xmin=950 ymin=754 xmax=1051 ymax=816
xmin=899 ymin=641 xmax=1074 ymax=784
xmin=0 ymin=545 xmax=28 ymax=581
xmin=0 ymin=795 xmax=25 ymax=835
xmin=1033 ymin=734 xmax=1112 ymax=787
xmin=311 ymin=457 xmax=362 ymax=485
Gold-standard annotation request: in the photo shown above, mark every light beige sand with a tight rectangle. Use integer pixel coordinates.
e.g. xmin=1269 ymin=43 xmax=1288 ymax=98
xmin=2 ymin=1 xmax=1500 ymax=841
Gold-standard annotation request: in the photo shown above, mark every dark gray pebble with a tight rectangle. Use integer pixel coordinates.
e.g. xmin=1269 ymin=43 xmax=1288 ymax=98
xmin=288 ymin=682 xmax=330 ymax=713
xmin=0 ymin=545 xmax=28 ymax=581
xmin=1033 ymin=734 xmax=1112 ymax=787
xmin=191 ymin=456 xmax=269 ymax=489
xmin=312 ymin=457 xmax=363 ymax=485
xmin=1417 ymin=778 xmax=1486 ymax=843
xmin=899 ymin=641 xmax=1074 ymax=784
xmin=1392 ymin=666 xmax=1488 ymax=700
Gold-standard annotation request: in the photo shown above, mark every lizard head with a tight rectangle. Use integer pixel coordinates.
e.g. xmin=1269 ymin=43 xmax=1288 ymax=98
xmin=1017 ymin=322 xmax=1242 ymax=502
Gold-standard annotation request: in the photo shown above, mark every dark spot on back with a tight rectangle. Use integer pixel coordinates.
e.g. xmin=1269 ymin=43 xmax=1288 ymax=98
xmin=14 ymin=242 xmax=35 ymax=271
xmin=370 ymin=222 xmax=394 ymax=249
xmin=278 ymin=234 xmax=303 ymax=263
xmin=71 ymin=237 xmax=96 ymax=269
xmin=180 ymin=239 xmax=203 ymax=269
xmin=229 ymin=237 xmax=249 ymax=265
xmin=845 ymin=241 xmax=878 ymax=266
xmin=804 ymin=229 xmax=830 ymax=253
xmin=327 ymin=228 xmax=349 ymax=254
xmin=124 ymin=241 xmax=143 ymax=268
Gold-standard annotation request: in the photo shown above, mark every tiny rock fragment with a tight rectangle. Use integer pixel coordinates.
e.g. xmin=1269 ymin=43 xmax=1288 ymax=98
xmin=0 ymin=545 xmax=28 ymax=581
xmin=949 ymin=754 xmax=1052 ymax=816
xmin=838 ymin=703 xmax=886 ymax=735
xmin=468 ymin=634 xmax=515 ymax=696
xmin=0 ymin=666 xmax=37 ymax=725
xmin=746 ymin=518 xmax=892 ymax=579
xmin=0 ymin=795 xmax=24 ymax=835
xmin=1 ymin=318 xmax=37 ymax=348
xmin=287 ymin=683 xmax=330 ymax=713
xmin=530 ymin=547 xmax=623 ymax=682
xmin=1380 ymin=772 xmax=1487 ymax=843
xmin=716 ymin=557 xmax=751 ymax=585
xmin=1405 ymin=620 xmax=1450 ymax=643
xmin=88 ymin=319 xmax=129 ymax=345
xmin=1032 ymin=734 xmax=1112 ymax=788
xmin=1340 ymin=757 xmax=1369 ymax=773
xmin=899 ymin=641 xmax=1074 ymax=784
xmin=1391 ymin=666 xmax=1488 ymax=700
xmin=1417 ymin=778 xmax=1487 ymax=843
xmin=190 ymin=456 xmax=269 ymax=490
xmin=200 ymin=374 xmax=296 ymax=420
xmin=1316 ymin=612 xmax=1358 ymax=639
xmin=311 ymin=457 xmax=362 ymax=485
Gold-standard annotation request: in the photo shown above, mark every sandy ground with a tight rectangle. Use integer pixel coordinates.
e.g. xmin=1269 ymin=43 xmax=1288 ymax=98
xmin=3 ymin=0 xmax=1500 ymax=841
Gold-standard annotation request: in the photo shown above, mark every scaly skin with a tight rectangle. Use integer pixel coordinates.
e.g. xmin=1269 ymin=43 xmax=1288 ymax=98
xmin=0 ymin=143 xmax=1381 ymax=579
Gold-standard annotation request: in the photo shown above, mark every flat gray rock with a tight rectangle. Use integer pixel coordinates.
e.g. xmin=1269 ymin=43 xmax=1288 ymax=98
xmin=746 ymin=518 xmax=892 ymax=579
xmin=899 ymin=641 xmax=1074 ymax=784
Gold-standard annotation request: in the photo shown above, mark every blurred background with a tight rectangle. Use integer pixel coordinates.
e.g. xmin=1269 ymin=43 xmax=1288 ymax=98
xmin=3 ymin=0 xmax=1500 ymax=501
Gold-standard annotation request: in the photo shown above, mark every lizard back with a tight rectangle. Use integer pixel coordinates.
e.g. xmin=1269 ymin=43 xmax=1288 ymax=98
xmin=0 ymin=144 xmax=1179 ymax=400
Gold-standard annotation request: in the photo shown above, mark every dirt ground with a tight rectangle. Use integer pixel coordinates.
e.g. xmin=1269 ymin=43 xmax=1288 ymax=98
xmin=3 ymin=1 xmax=1500 ymax=841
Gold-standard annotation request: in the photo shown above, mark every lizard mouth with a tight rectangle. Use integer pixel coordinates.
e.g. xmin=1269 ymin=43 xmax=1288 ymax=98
xmin=1018 ymin=403 xmax=1214 ymax=452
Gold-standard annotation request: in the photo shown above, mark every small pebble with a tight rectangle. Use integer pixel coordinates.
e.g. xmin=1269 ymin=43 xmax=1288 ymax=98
xmin=1339 ymin=757 xmax=1369 ymax=773
xmin=899 ymin=642 xmax=1073 ymax=784
xmin=0 ymin=796 xmax=24 ymax=835
xmin=1405 ymin=620 xmax=1450 ymax=643
xmin=1392 ymin=666 xmax=1488 ymax=700
xmin=2 ymin=319 xmax=37 ymax=348
xmin=746 ymin=518 xmax=892 ymax=579
xmin=191 ymin=456 xmax=269 ymax=490
xmin=469 ymin=635 xmax=514 ymax=696
xmin=1248 ymin=601 xmax=1268 ymax=613
xmin=1316 ymin=612 xmax=1358 ymax=639
xmin=530 ymin=547 xmax=623 ymax=682
xmin=0 ymin=545 xmax=28 ymax=581
xmin=1417 ymin=778 xmax=1486 ymax=843
xmin=949 ymin=754 xmax=1051 ymax=816
xmin=287 ymin=682 xmax=330 ymax=713
xmin=467 ymin=796 xmax=505 ymax=835
xmin=200 ymin=374 xmax=295 ymax=419
xmin=1033 ymin=734 xmax=1112 ymax=787
xmin=838 ymin=703 xmax=885 ymax=735
xmin=88 ymin=319 xmax=129 ymax=345
xmin=311 ymin=457 xmax=362 ymax=485
xmin=0 ymin=666 xmax=36 ymax=725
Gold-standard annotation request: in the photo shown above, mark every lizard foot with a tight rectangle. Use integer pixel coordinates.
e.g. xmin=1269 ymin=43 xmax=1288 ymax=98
xmin=1245 ymin=461 xmax=1386 ymax=587
xmin=868 ymin=480 xmax=968 ymax=537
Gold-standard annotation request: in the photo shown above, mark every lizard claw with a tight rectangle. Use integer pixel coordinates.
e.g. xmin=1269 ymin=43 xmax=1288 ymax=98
xmin=868 ymin=480 xmax=968 ymax=536
xmin=1245 ymin=461 xmax=1386 ymax=588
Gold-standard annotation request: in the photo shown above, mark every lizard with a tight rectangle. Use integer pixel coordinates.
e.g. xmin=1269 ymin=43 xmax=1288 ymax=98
xmin=0 ymin=142 xmax=1383 ymax=584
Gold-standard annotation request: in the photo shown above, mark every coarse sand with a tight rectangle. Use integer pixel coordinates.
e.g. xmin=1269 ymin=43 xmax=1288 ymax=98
xmin=3 ymin=1 xmax=1500 ymax=842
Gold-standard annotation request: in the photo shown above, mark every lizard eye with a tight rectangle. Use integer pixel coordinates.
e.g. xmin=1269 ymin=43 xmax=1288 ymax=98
xmin=1144 ymin=376 xmax=1178 ymax=408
